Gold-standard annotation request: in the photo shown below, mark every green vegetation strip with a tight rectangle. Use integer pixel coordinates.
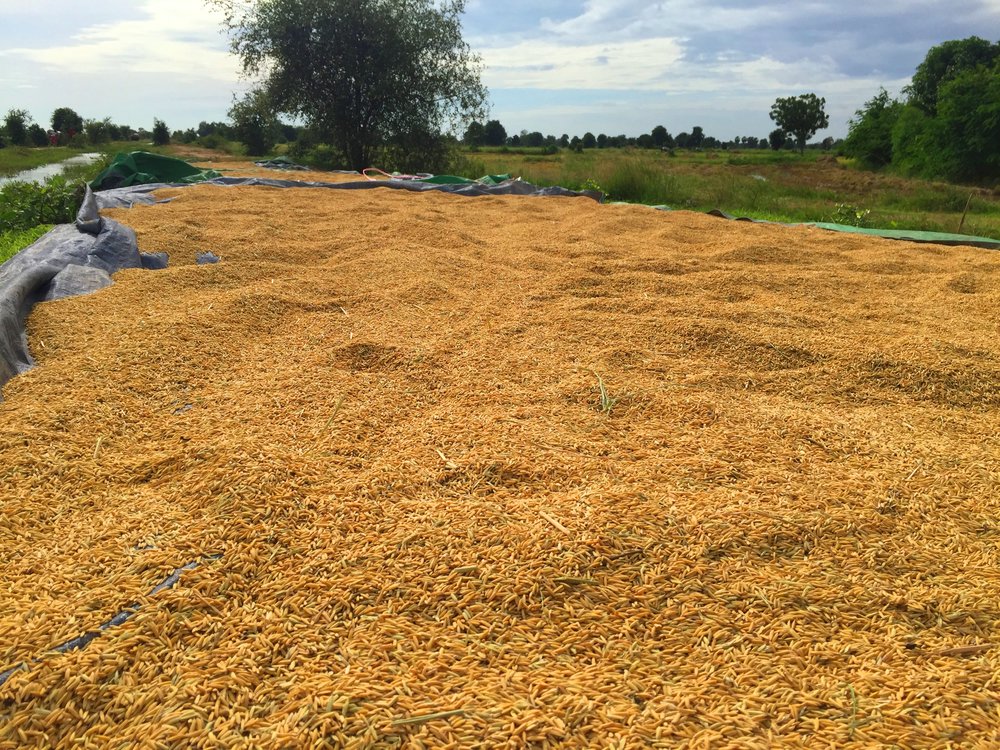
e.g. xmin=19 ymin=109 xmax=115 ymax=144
xmin=0 ymin=226 xmax=53 ymax=265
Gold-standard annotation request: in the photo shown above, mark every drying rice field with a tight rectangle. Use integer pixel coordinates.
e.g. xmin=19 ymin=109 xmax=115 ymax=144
xmin=1 ymin=182 xmax=999 ymax=748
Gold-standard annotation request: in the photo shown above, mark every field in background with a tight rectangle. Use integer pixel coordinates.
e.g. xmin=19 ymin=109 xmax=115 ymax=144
xmin=459 ymin=148 xmax=1000 ymax=239
xmin=3 ymin=143 xmax=1000 ymax=253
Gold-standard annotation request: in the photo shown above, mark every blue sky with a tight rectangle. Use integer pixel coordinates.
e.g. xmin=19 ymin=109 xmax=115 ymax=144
xmin=1 ymin=1 xmax=999 ymax=142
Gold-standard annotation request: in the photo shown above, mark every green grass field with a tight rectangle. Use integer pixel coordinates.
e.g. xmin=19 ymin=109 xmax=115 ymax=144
xmin=457 ymin=148 xmax=1000 ymax=239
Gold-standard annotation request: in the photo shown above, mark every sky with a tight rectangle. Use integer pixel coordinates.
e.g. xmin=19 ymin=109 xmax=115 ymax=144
xmin=1 ymin=0 xmax=998 ymax=142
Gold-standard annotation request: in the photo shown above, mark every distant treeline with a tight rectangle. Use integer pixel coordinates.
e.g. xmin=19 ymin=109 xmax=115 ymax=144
xmin=460 ymin=121 xmax=837 ymax=153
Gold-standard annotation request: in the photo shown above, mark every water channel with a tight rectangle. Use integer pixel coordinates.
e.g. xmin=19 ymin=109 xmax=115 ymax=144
xmin=0 ymin=153 xmax=102 ymax=187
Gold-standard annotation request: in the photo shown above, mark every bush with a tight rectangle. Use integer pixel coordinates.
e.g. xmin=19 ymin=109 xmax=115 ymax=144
xmin=843 ymin=88 xmax=903 ymax=169
xmin=300 ymin=144 xmax=345 ymax=170
xmin=0 ymin=176 xmax=82 ymax=233
xmin=152 ymin=118 xmax=170 ymax=146
xmin=28 ymin=123 xmax=49 ymax=147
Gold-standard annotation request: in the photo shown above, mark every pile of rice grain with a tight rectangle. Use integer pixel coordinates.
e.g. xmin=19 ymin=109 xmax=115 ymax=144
xmin=1 ymin=183 xmax=999 ymax=748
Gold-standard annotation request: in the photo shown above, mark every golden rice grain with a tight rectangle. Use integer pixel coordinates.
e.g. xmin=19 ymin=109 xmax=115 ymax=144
xmin=0 ymin=173 xmax=998 ymax=747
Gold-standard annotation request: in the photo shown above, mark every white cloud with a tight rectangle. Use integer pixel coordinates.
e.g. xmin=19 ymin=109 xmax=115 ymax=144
xmin=483 ymin=37 xmax=685 ymax=90
xmin=2 ymin=0 xmax=238 ymax=82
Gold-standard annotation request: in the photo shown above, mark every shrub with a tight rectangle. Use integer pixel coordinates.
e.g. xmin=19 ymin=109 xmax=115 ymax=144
xmin=0 ymin=175 xmax=82 ymax=233
xmin=152 ymin=118 xmax=170 ymax=146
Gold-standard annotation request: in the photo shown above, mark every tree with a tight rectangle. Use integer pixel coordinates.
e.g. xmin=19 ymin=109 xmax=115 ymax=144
xmin=4 ymin=109 xmax=30 ymax=146
xmin=650 ymin=125 xmax=669 ymax=148
xmin=230 ymin=90 xmax=279 ymax=155
xmin=906 ymin=37 xmax=1000 ymax=116
xmin=28 ymin=123 xmax=48 ymax=147
xmin=897 ymin=62 xmax=1000 ymax=184
xmin=689 ymin=126 xmax=704 ymax=149
xmin=84 ymin=117 xmax=114 ymax=145
xmin=842 ymin=88 xmax=903 ymax=168
xmin=482 ymin=119 xmax=506 ymax=146
xmin=217 ymin=0 xmax=487 ymax=171
xmin=769 ymin=93 xmax=829 ymax=154
xmin=152 ymin=118 xmax=170 ymax=146
xmin=582 ymin=132 xmax=596 ymax=149
xmin=463 ymin=120 xmax=485 ymax=145
xmin=522 ymin=131 xmax=545 ymax=148
xmin=768 ymin=128 xmax=786 ymax=151
xmin=51 ymin=107 xmax=83 ymax=134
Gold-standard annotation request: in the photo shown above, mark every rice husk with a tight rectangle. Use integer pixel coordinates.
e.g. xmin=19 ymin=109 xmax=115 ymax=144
xmin=1 ymin=182 xmax=999 ymax=748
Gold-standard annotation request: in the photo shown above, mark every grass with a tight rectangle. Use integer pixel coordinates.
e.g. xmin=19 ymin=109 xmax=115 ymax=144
xmin=0 ymin=225 xmax=52 ymax=264
xmin=456 ymin=148 xmax=1000 ymax=239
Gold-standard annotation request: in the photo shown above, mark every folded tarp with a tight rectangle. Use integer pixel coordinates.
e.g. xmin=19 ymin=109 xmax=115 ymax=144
xmin=90 ymin=151 xmax=223 ymax=191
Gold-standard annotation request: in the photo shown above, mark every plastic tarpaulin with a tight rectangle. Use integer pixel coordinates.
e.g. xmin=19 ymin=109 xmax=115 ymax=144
xmin=803 ymin=222 xmax=1000 ymax=250
xmin=704 ymin=209 xmax=1000 ymax=251
xmin=89 ymin=151 xmax=223 ymax=191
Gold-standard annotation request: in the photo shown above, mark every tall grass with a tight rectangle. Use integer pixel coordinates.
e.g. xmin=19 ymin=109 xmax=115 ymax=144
xmin=457 ymin=148 xmax=1000 ymax=237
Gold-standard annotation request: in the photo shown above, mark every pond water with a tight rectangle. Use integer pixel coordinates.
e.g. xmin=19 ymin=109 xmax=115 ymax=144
xmin=0 ymin=153 xmax=102 ymax=187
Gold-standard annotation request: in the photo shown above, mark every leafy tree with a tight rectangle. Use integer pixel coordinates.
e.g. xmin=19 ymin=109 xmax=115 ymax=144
xmin=595 ymin=133 xmax=607 ymax=148
xmin=217 ymin=0 xmax=487 ymax=171
xmin=582 ymin=132 xmax=596 ymax=149
xmin=931 ymin=64 xmax=1000 ymax=182
xmin=152 ymin=118 xmax=170 ymax=146
xmin=689 ymin=126 xmax=704 ymax=149
xmin=675 ymin=131 xmax=690 ymax=148
xmin=906 ymin=36 xmax=1000 ymax=116
xmin=650 ymin=125 xmax=669 ymax=148
xmin=769 ymin=93 xmax=829 ymax=153
xmin=463 ymin=120 xmax=484 ymax=145
xmin=28 ymin=123 xmax=48 ymax=147
xmin=230 ymin=90 xmax=279 ymax=155
xmin=482 ymin=119 xmax=506 ymax=146
xmin=768 ymin=128 xmax=786 ymax=151
xmin=51 ymin=107 xmax=83 ymax=134
xmin=4 ymin=109 xmax=30 ymax=146
xmin=636 ymin=133 xmax=654 ymax=149
xmin=843 ymin=88 xmax=903 ymax=168
xmin=522 ymin=131 xmax=545 ymax=148
xmin=84 ymin=117 xmax=114 ymax=145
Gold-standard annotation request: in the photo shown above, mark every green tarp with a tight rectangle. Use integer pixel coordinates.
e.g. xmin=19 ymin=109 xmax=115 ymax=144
xmin=90 ymin=152 xmax=222 ymax=191
xmin=803 ymin=222 xmax=1000 ymax=250
xmin=421 ymin=173 xmax=511 ymax=185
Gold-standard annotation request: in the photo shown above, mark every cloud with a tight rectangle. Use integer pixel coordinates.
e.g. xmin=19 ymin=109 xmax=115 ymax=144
xmin=1 ymin=0 xmax=237 ymax=82
xmin=483 ymin=37 xmax=685 ymax=90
